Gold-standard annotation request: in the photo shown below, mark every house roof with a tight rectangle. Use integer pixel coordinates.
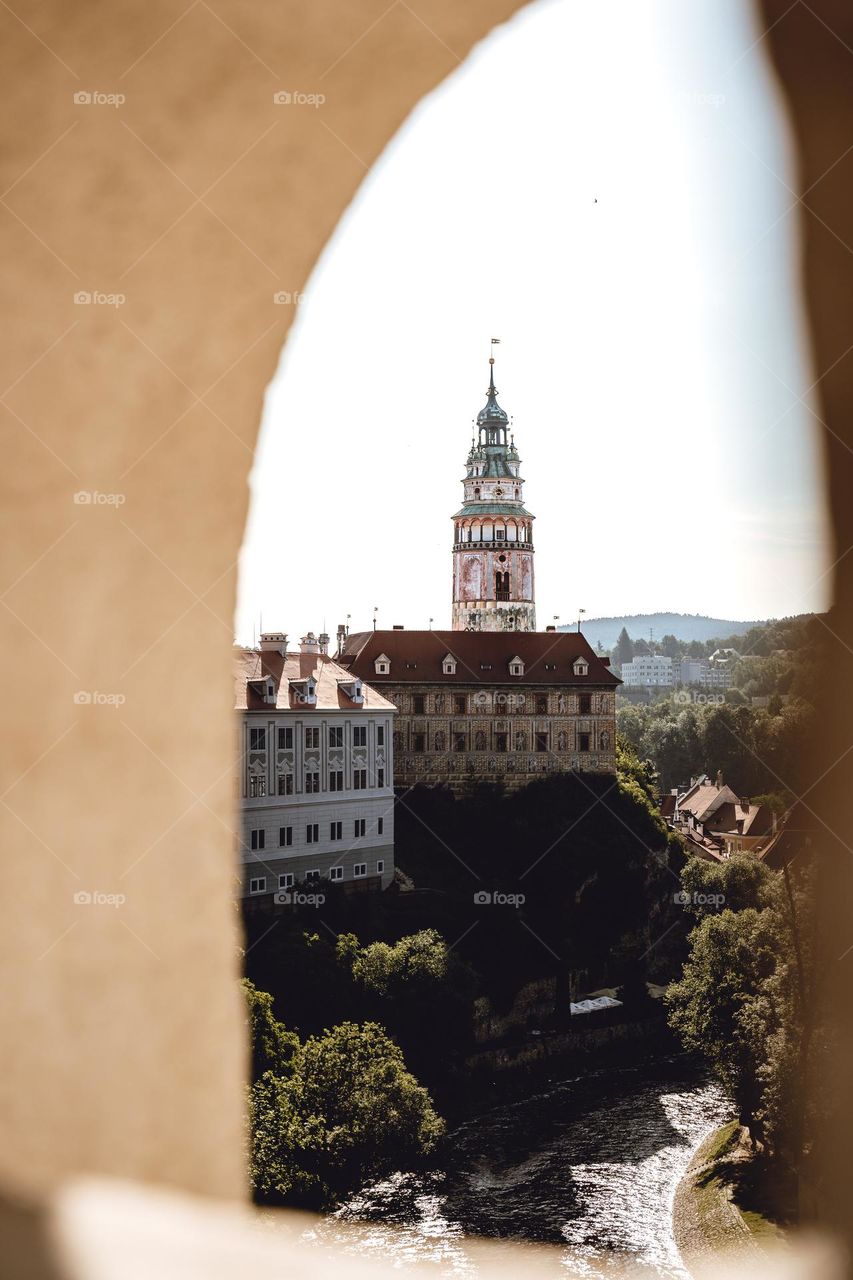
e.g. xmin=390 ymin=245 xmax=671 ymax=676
xmin=234 ymin=648 xmax=397 ymax=713
xmin=337 ymin=630 xmax=620 ymax=687
xmin=676 ymin=780 xmax=772 ymax=838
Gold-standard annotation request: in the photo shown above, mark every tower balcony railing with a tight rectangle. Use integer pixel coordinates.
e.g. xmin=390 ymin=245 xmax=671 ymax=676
xmin=453 ymin=537 xmax=534 ymax=551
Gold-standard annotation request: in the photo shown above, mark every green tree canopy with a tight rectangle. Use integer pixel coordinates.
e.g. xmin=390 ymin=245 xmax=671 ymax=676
xmin=249 ymin=1020 xmax=444 ymax=1207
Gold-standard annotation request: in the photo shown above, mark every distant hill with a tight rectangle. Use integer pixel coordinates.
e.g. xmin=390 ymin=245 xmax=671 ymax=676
xmin=563 ymin=613 xmax=766 ymax=652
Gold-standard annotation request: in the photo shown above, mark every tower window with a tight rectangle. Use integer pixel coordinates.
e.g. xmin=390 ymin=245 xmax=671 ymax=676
xmin=495 ymin=571 xmax=510 ymax=601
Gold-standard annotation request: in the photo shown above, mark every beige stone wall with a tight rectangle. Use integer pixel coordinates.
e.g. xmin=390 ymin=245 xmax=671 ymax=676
xmin=0 ymin=0 xmax=528 ymax=1208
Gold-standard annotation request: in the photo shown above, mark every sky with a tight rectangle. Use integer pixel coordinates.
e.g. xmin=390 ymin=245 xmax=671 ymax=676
xmin=236 ymin=0 xmax=831 ymax=644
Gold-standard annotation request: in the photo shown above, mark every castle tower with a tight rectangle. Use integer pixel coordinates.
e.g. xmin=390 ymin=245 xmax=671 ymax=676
xmin=451 ymin=357 xmax=536 ymax=632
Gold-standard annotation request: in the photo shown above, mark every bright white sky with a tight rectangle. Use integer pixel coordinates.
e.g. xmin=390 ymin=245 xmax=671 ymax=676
xmin=236 ymin=0 xmax=830 ymax=644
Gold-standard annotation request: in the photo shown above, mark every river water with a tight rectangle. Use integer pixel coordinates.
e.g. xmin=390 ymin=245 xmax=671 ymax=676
xmin=318 ymin=1057 xmax=732 ymax=1278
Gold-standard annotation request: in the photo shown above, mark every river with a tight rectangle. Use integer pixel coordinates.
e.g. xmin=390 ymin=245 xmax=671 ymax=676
xmin=316 ymin=1056 xmax=732 ymax=1277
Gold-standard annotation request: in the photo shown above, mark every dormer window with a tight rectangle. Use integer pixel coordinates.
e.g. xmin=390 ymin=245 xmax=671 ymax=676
xmin=573 ymin=658 xmax=589 ymax=677
xmin=442 ymin=653 xmax=457 ymax=676
xmin=288 ymin=677 xmax=317 ymax=705
xmin=337 ymin=678 xmax=364 ymax=704
xmin=374 ymin=653 xmax=390 ymax=676
xmin=248 ymin=677 xmax=277 ymax=705
xmin=508 ymin=655 xmax=525 ymax=677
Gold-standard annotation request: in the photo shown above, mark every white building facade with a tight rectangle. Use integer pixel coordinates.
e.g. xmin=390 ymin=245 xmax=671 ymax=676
xmin=619 ymin=654 xmax=674 ymax=687
xmin=236 ymin=632 xmax=396 ymax=900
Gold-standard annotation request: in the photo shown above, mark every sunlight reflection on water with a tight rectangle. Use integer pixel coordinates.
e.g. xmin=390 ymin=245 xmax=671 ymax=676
xmin=315 ymin=1059 xmax=732 ymax=1277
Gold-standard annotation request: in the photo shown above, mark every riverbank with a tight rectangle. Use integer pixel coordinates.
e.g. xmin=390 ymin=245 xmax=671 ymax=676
xmin=445 ymin=1013 xmax=678 ymax=1120
xmin=673 ymin=1121 xmax=792 ymax=1272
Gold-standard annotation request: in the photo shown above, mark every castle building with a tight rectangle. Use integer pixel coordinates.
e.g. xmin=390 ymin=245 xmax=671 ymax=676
xmin=235 ymin=631 xmax=396 ymax=900
xmin=336 ymin=628 xmax=618 ymax=792
xmin=452 ymin=358 xmax=535 ymax=632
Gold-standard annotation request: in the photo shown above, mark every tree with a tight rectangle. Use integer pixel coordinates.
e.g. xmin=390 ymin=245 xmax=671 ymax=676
xmin=666 ymin=907 xmax=778 ymax=1136
xmin=242 ymin=978 xmax=299 ymax=1081
xmin=613 ymin=626 xmax=634 ymax=669
xmin=249 ymin=1021 xmax=444 ymax=1207
xmin=667 ymin=859 xmax=822 ymax=1172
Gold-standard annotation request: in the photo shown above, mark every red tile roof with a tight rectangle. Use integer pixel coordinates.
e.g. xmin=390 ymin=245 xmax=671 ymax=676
xmin=234 ymin=648 xmax=397 ymax=713
xmin=337 ymin=630 xmax=620 ymax=686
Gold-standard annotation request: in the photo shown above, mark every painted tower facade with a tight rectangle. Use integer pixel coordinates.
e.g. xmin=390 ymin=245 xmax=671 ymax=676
xmin=451 ymin=358 xmax=536 ymax=632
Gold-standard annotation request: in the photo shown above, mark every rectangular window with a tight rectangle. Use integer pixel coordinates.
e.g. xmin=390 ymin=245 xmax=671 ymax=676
xmin=249 ymin=775 xmax=266 ymax=798
xmin=354 ymin=863 xmax=367 ymax=878
xmin=377 ymin=725 xmax=385 ymax=747
xmin=413 ymin=694 xmax=425 ymax=715
xmin=330 ymin=866 xmax=343 ymax=881
xmin=277 ymin=773 xmax=293 ymax=796
xmin=277 ymin=726 xmax=293 ymax=750
xmin=579 ymin=732 xmax=591 ymax=752
xmin=579 ymin=694 xmax=591 ymax=714
xmin=453 ymin=694 xmax=466 ymax=715
xmin=250 ymin=829 xmax=265 ymax=851
xmin=354 ymin=818 xmax=366 ymax=837
xmin=306 ymin=823 xmax=319 ymax=844
xmin=278 ymin=873 xmax=293 ymax=890
xmin=413 ymin=734 xmax=426 ymax=753
xmin=305 ymin=870 xmax=320 ymax=882
xmin=329 ymin=769 xmax=344 ymax=792
xmin=248 ymin=876 xmax=266 ymax=894
xmin=329 ymin=726 xmax=343 ymax=748
xmin=353 ymin=769 xmax=367 ymax=790
xmin=304 ymin=727 xmax=319 ymax=749
xmin=279 ymin=826 xmax=293 ymax=847
xmin=304 ymin=771 xmax=320 ymax=794
xmin=535 ymin=695 xmax=548 ymax=715
xmin=536 ymin=732 xmax=548 ymax=753
xmin=376 ymin=860 xmax=385 ymax=874
xmin=377 ymin=768 xmax=385 ymax=788
xmin=353 ymin=725 xmax=367 ymax=747
xmin=249 ymin=727 xmax=266 ymax=751
xmin=377 ymin=817 xmax=384 ymax=835
xmin=330 ymin=820 xmax=342 ymax=841
xmin=453 ymin=732 xmax=466 ymax=753
xmin=496 ymin=732 xmax=508 ymax=752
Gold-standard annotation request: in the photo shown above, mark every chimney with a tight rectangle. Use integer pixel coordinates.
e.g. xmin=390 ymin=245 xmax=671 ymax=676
xmin=392 ymin=624 xmax=404 ymax=631
xmin=715 ymin=770 xmax=724 ymax=789
xmin=336 ymin=623 xmax=347 ymax=655
xmin=740 ymin=797 xmax=750 ymax=812
xmin=318 ymin=632 xmax=330 ymax=656
xmin=300 ymin=632 xmax=321 ymax=655
xmin=259 ymin=631 xmax=287 ymax=656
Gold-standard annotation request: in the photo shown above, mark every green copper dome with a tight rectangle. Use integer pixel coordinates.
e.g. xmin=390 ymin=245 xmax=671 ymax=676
xmin=476 ymin=359 xmax=509 ymax=429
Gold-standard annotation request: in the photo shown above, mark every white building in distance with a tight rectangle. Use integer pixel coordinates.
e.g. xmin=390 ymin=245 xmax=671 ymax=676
xmin=235 ymin=631 xmax=396 ymax=901
xmin=619 ymin=654 xmax=674 ymax=687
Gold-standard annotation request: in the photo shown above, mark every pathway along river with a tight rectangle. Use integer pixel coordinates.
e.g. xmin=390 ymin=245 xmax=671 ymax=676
xmin=318 ymin=1056 xmax=732 ymax=1277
